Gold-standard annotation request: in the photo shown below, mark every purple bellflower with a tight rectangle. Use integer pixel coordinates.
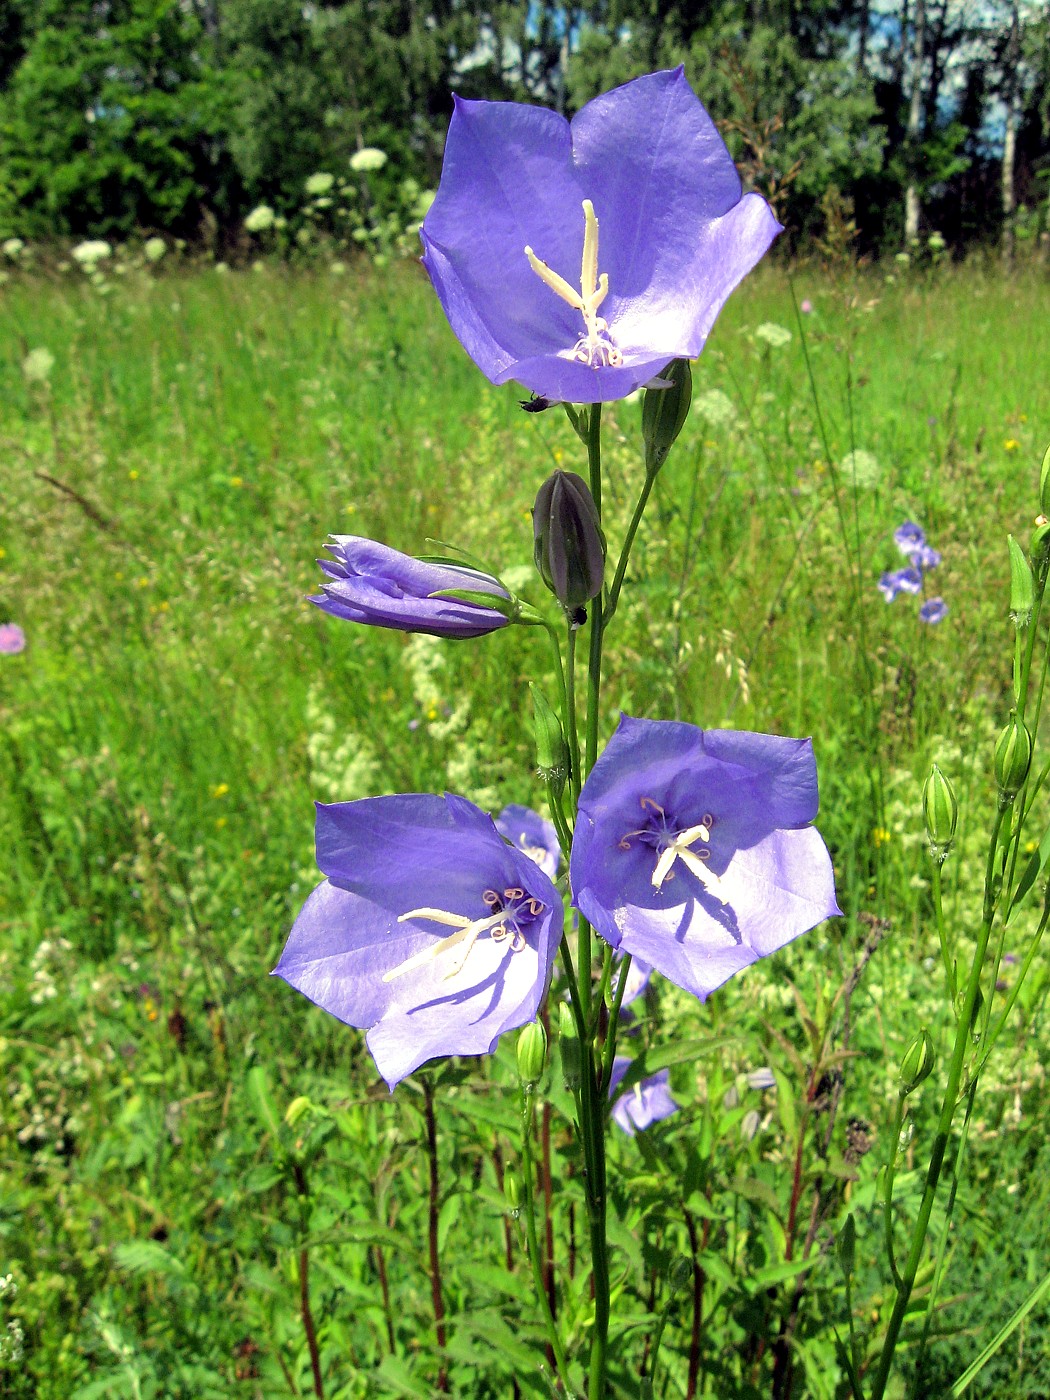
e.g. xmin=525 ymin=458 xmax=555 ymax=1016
xmin=919 ymin=598 xmax=949 ymax=625
xmin=495 ymin=804 xmax=561 ymax=880
xmin=910 ymin=544 xmax=941 ymax=571
xmin=421 ymin=68 xmax=781 ymax=404
xmin=274 ymin=794 xmax=563 ymax=1090
xmin=570 ymin=716 xmax=840 ymax=1003
xmin=894 ymin=521 xmax=926 ymax=555
xmin=311 ymin=536 xmax=513 ymax=639
xmin=609 ymin=1056 xmax=679 ymax=1135
xmin=0 ymin=623 xmax=26 ymax=654
xmin=878 ymin=567 xmax=923 ymax=602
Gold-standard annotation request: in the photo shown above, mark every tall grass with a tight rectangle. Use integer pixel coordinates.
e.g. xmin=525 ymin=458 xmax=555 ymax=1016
xmin=1 ymin=258 xmax=1048 ymax=1397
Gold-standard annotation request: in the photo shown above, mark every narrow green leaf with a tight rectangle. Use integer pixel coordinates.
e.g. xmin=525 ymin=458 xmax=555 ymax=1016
xmin=950 ymin=1268 xmax=1050 ymax=1395
xmin=1007 ymin=822 xmax=1050 ymax=920
xmin=246 ymin=1065 xmax=281 ymax=1138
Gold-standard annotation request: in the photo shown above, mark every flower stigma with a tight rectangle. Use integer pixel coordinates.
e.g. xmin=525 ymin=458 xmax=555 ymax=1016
xmin=383 ymin=887 xmax=545 ymax=983
xmin=525 ymin=200 xmax=624 ymax=369
xmin=618 ymin=797 xmax=723 ymax=896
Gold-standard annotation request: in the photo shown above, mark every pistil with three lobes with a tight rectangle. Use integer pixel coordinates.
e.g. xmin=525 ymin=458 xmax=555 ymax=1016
xmin=525 ymin=199 xmax=623 ymax=368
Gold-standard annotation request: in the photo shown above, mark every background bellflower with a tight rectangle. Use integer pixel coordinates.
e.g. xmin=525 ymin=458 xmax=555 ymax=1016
xmin=421 ymin=67 xmax=781 ymax=403
xmin=608 ymin=1056 xmax=679 ymax=1135
xmin=311 ymin=536 xmax=512 ymax=638
xmin=495 ymin=803 xmax=561 ymax=879
xmin=570 ymin=716 xmax=840 ymax=1003
xmin=274 ymin=794 xmax=563 ymax=1089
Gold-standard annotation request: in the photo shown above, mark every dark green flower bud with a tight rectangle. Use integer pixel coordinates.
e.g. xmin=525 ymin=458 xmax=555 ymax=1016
xmin=899 ymin=1029 xmax=935 ymax=1095
xmin=516 ymin=1020 xmax=547 ymax=1087
xmin=922 ymin=764 xmax=958 ymax=858
xmin=529 ymin=682 xmax=568 ymax=796
xmin=994 ymin=714 xmax=1032 ymax=800
xmin=504 ymin=1169 xmax=521 ymax=1211
xmin=1008 ymin=535 xmax=1034 ymax=629
xmin=1039 ymin=442 xmax=1050 ymax=519
xmin=558 ymin=1001 xmax=581 ymax=1091
xmin=642 ymin=358 xmax=692 ymax=477
xmin=532 ymin=470 xmax=605 ymax=615
xmin=668 ymin=1256 xmax=693 ymax=1293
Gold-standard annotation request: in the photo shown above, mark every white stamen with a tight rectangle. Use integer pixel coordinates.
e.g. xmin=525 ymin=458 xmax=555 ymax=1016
xmin=383 ymin=892 xmax=538 ymax=983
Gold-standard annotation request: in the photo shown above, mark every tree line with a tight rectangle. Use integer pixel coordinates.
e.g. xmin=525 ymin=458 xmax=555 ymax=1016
xmin=1 ymin=0 xmax=1047 ymax=257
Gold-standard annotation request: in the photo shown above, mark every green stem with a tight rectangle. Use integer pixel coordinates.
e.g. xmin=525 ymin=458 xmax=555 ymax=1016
xmin=868 ymin=807 xmax=1006 ymax=1400
xmin=599 ymin=954 xmax=633 ymax=1095
xmin=915 ymin=1079 xmax=978 ymax=1376
xmin=977 ymin=880 xmax=1050 ymax=1076
xmin=566 ymin=626 xmax=583 ymax=812
xmin=882 ymin=1095 xmax=907 ymax=1290
xmin=521 ymin=1087 xmax=572 ymax=1385
xmin=931 ymin=860 xmax=956 ymax=1001
xmin=605 ymin=471 xmax=658 ymax=622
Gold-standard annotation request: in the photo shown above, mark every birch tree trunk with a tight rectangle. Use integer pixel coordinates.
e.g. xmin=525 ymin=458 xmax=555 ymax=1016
xmin=904 ymin=0 xmax=926 ymax=242
xmin=1001 ymin=1 xmax=1020 ymax=263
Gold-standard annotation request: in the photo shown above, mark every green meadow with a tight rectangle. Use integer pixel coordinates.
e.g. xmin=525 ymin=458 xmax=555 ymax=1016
xmin=2 ymin=259 xmax=1049 ymax=1397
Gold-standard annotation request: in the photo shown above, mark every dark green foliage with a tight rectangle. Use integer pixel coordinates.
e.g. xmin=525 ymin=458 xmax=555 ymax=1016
xmin=0 ymin=0 xmax=1047 ymax=251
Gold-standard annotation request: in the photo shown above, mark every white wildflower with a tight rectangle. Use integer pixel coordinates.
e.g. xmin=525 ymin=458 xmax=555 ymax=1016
xmin=693 ymin=388 xmax=735 ymax=428
xmin=838 ymin=449 xmax=881 ymax=488
xmin=754 ymin=322 xmax=792 ymax=348
xmin=72 ymin=240 xmax=112 ymax=265
xmin=350 ymin=147 xmax=388 ymax=174
xmin=244 ymin=205 xmax=276 ymax=234
xmin=22 ymin=347 xmax=55 ymax=384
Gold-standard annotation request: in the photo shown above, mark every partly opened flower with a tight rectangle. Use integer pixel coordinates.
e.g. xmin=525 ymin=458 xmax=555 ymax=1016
xmin=495 ymin=804 xmax=561 ymax=880
xmin=570 ymin=716 xmax=840 ymax=1002
xmin=274 ymin=794 xmax=563 ymax=1089
xmin=608 ymin=1056 xmax=679 ymax=1135
xmin=311 ymin=536 xmax=513 ymax=639
xmin=421 ymin=67 xmax=781 ymax=403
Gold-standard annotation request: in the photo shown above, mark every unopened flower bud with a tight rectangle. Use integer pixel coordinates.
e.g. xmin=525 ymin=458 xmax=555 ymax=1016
xmin=668 ymin=1256 xmax=693 ymax=1293
xmin=1008 ymin=535 xmax=1034 ymax=629
xmin=642 ymin=357 xmax=692 ymax=477
xmin=532 ymin=470 xmax=605 ymax=615
xmin=504 ymin=1170 xmax=521 ymax=1211
xmin=1039 ymin=442 xmax=1050 ymax=519
xmin=922 ymin=764 xmax=958 ymax=858
xmin=899 ymin=1029 xmax=935 ymax=1095
xmin=994 ymin=714 xmax=1032 ymax=799
xmin=516 ymin=1019 xmax=547 ymax=1087
xmin=558 ymin=1001 xmax=581 ymax=1090
xmin=529 ymin=682 xmax=568 ymax=795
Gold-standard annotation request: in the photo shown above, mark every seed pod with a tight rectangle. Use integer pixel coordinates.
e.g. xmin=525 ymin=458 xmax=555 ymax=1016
xmin=922 ymin=764 xmax=958 ymax=858
xmin=516 ymin=1019 xmax=547 ymax=1087
xmin=994 ymin=714 xmax=1032 ymax=799
xmin=899 ymin=1029 xmax=935 ymax=1095
xmin=529 ymin=682 xmax=568 ymax=796
xmin=1008 ymin=535 xmax=1034 ymax=629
